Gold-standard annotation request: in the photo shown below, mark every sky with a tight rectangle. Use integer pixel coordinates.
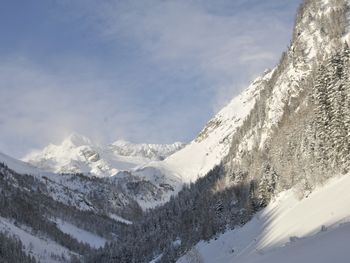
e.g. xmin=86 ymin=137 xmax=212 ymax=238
xmin=0 ymin=0 xmax=302 ymax=158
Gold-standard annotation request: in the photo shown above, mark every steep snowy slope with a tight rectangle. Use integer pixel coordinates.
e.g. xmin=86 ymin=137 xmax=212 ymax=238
xmin=23 ymin=133 xmax=184 ymax=177
xmin=160 ymin=71 xmax=273 ymax=183
xmin=131 ymin=71 xmax=274 ymax=187
xmin=0 ymin=151 xmax=48 ymax=176
xmin=177 ymin=173 xmax=350 ymax=263
xmin=0 ymin=217 xmax=75 ymax=263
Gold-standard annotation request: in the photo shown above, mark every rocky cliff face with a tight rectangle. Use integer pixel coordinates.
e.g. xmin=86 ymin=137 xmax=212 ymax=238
xmin=221 ymin=0 xmax=350 ymax=208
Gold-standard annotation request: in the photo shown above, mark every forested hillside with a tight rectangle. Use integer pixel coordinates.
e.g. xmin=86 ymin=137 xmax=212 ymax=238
xmin=0 ymin=163 xmax=133 ymax=262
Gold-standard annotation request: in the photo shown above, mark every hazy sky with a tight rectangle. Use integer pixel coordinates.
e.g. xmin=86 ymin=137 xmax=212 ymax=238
xmin=0 ymin=0 xmax=301 ymax=158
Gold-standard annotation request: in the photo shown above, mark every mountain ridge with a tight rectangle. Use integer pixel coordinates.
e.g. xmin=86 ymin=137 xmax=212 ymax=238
xmin=23 ymin=133 xmax=185 ymax=177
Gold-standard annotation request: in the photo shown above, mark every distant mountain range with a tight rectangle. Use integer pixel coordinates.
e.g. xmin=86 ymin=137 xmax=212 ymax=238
xmin=23 ymin=133 xmax=185 ymax=177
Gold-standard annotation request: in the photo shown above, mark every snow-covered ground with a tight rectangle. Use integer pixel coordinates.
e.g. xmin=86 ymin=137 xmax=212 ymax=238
xmin=0 ymin=217 xmax=76 ymax=263
xmin=178 ymin=173 xmax=350 ymax=263
xmin=54 ymin=219 xmax=107 ymax=248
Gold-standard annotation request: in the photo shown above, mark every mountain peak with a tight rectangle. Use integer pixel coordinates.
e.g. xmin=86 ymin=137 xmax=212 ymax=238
xmin=23 ymin=134 xmax=185 ymax=177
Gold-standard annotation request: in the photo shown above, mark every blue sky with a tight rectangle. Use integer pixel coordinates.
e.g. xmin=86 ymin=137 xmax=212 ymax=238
xmin=0 ymin=0 xmax=301 ymax=158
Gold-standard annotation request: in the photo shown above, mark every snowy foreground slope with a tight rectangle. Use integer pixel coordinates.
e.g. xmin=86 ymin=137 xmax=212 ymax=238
xmin=178 ymin=174 xmax=350 ymax=263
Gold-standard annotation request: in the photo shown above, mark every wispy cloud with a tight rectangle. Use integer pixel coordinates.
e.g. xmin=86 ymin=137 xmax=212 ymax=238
xmin=0 ymin=0 xmax=301 ymax=157
xmin=0 ymin=56 xmax=206 ymax=157
xmin=68 ymin=0 xmax=299 ymax=107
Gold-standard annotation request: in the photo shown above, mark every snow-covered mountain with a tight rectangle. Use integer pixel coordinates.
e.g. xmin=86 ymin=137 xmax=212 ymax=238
xmin=158 ymin=71 xmax=272 ymax=183
xmin=173 ymin=1 xmax=350 ymax=262
xmin=0 ymin=153 xmax=137 ymax=262
xmin=23 ymin=133 xmax=184 ymax=177
xmin=87 ymin=0 xmax=350 ymax=262
xmin=133 ymin=0 xmax=350 ymax=186
xmin=2 ymin=0 xmax=350 ymax=262
xmin=24 ymin=0 xmax=349 ymax=201
xmin=22 ymin=0 xmax=350 ymax=208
